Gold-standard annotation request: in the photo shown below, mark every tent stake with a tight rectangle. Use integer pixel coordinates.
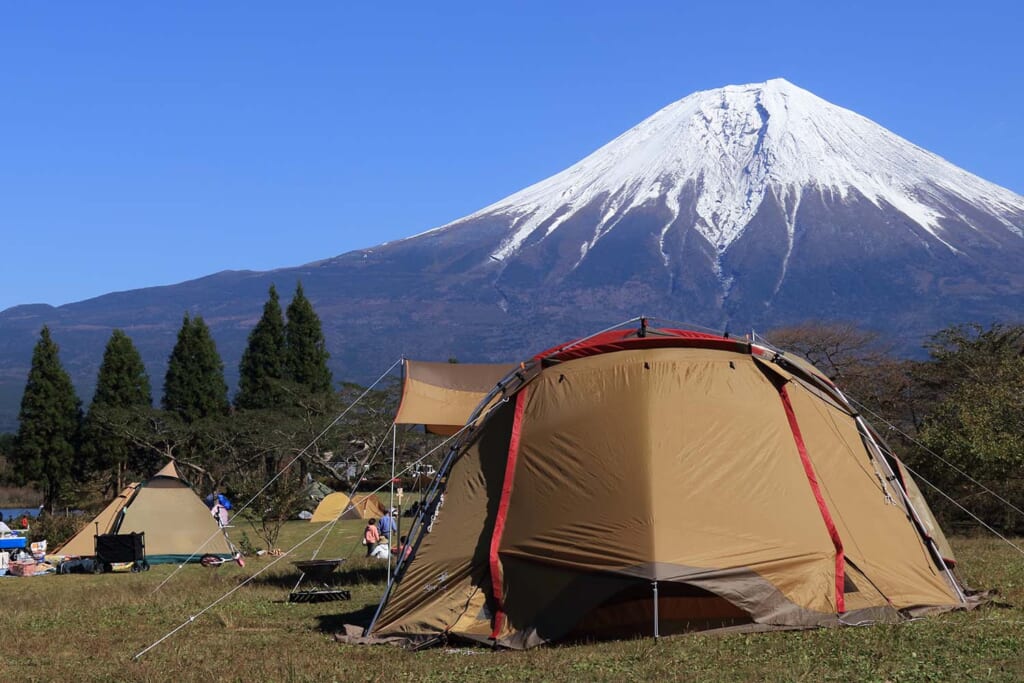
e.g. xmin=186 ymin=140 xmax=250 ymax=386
xmin=652 ymin=581 xmax=660 ymax=640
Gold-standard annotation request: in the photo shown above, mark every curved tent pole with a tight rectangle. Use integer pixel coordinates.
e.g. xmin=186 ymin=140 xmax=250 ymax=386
xmin=363 ymin=429 xmax=464 ymax=635
xmin=853 ymin=414 xmax=967 ymax=603
xmin=546 ymin=316 xmax=642 ymax=356
xmin=845 ymin=395 xmax=1024 ymax=524
xmin=900 ymin=460 xmax=1024 ymax=559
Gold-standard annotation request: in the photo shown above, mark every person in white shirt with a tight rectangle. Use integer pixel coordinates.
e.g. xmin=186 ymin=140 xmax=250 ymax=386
xmin=369 ymin=539 xmax=391 ymax=560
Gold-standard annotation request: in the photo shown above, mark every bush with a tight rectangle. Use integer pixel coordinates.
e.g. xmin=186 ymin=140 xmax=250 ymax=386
xmin=29 ymin=513 xmax=85 ymax=547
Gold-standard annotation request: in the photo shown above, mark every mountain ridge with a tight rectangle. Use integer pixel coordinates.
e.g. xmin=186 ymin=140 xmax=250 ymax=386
xmin=1 ymin=78 xmax=1022 ymax=430
xmin=419 ymin=79 xmax=1022 ymax=267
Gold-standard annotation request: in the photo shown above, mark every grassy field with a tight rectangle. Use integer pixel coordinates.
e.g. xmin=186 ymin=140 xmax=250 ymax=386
xmin=2 ymin=522 xmax=1023 ymax=682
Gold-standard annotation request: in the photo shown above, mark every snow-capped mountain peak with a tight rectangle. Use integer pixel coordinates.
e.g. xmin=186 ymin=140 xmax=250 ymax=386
xmin=442 ymin=78 xmax=1024 ymax=263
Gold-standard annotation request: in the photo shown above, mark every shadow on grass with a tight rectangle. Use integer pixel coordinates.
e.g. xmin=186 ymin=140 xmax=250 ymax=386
xmin=249 ymin=561 xmax=390 ymax=590
xmin=315 ymin=604 xmax=378 ymax=633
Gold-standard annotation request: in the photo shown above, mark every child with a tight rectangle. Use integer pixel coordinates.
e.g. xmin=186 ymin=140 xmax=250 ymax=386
xmin=364 ymin=518 xmax=381 ymax=557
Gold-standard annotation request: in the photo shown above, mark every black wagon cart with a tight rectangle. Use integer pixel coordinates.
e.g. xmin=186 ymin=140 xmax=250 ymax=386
xmin=94 ymin=531 xmax=149 ymax=573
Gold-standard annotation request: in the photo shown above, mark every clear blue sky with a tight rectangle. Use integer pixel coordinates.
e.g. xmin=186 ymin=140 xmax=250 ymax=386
xmin=1 ymin=2 xmax=1021 ymax=311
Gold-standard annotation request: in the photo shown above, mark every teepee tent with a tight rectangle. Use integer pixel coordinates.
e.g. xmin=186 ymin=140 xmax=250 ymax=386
xmin=310 ymin=492 xmax=387 ymax=523
xmin=361 ymin=325 xmax=966 ymax=648
xmin=57 ymin=483 xmax=141 ymax=557
xmin=57 ymin=461 xmax=235 ymax=564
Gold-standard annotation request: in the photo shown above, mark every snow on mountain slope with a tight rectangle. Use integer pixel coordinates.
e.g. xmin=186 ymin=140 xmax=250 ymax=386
xmin=432 ymin=78 xmax=1024 ymax=264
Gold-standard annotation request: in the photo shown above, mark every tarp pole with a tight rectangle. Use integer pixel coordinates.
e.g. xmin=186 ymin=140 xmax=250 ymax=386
xmin=365 ymin=364 xmax=536 ymax=637
xmin=652 ymin=581 xmax=660 ymax=640
xmin=387 ymin=423 xmax=396 ymax=585
xmin=364 ymin=435 xmax=461 ymax=636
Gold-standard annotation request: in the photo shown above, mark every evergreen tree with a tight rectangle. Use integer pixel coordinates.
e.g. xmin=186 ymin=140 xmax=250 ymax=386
xmin=236 ymin=285 xmax=287 ymax=409
xmin=12 ymin=327 xmax=82 ymax=508
xmin=163 ymin=314 xmax=229 ymax=423
xmin=284 ymin=282 xmax=332 ymax=394
xmin=81 ymin=330 xmax=153 ymax=487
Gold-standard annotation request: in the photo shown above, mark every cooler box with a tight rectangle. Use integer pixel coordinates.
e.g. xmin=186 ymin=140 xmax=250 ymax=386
xmin=0 ymin=536 xmax=27 ymax=550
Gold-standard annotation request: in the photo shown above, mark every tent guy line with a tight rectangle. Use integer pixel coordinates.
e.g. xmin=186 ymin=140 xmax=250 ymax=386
xmin=294 ymin=417 xmax=418 ymax=594
xmin=133 ymin=414 xmax=471 ymax=660
xmin=754 ymin=330 xmax=1024 ymax=545
xmin=900 ymin=461 xmax=1024 ymax=559
xmin=139 ymin=319 xmax=1010 ymax=653
xmin=149 ymin=357 xmax=404 ymax=596
xmin=845 ymin=395 xmax=1024 ymax=524
xmin=291 ymin=422 xmax=393 ymax=594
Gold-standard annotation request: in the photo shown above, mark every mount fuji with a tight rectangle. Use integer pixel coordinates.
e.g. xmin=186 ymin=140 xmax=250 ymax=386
xmin=1 ymin=78 xmax=1023 ymax=428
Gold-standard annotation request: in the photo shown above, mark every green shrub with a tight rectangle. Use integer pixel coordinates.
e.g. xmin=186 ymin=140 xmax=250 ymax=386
xmin=29 ymin=512 xmax=85 ymax=547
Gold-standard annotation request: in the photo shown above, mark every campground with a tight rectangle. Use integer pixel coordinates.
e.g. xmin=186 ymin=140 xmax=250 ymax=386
xmin=2 ymin=522 xmax=1023 ymax=682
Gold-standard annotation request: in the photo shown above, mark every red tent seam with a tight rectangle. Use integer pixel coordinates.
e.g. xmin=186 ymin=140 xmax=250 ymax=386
xmin=488 ymin=386 xmax=529 ymax=639
xmin=778 ymin=384 xmax=846 ymax=613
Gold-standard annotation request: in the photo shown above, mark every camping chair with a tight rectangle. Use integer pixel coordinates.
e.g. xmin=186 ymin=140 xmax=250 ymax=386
xmin=94 ymin=532 xmax=149 ymax=573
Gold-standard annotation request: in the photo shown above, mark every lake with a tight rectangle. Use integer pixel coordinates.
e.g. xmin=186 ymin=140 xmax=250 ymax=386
xmin=0 ymin=507 xmax=41 ymax=523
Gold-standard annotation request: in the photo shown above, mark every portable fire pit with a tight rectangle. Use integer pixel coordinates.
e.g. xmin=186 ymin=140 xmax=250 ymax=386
xmin=288 ymin=558 xmax=351 ymax=603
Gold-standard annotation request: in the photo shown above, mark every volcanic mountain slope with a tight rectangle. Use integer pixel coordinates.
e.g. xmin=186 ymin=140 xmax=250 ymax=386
xmin=1 ymin=78 xmax=1023 ymax=429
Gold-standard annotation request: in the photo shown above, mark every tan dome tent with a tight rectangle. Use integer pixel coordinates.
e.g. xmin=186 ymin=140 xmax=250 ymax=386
xmin=358 ymin=325 xmax=967 ymax=648
xmin=310 ymin=492 xmax=387 ymax=523
xmin=57 ymin=461 xmax=235 ymax=564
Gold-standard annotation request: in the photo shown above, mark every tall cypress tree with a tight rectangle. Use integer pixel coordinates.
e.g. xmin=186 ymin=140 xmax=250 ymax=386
xmin=81 ymin=330 xmax=152 ymax=487
xmin=93 ymin=330 xmax=152 ymax=408
xmin=285 ymin=282 xmax=332 ymax=394
xmin=163 ymin=314 xmax=229 ymax=423
xmin=236 ymin=285 xmax=287 ymax=409
xmin=12 ymin=326 xmax=82 ymax=508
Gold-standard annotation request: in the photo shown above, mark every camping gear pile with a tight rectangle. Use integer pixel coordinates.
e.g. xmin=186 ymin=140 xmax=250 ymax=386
xmin=2 ymin=547 xmax=56 ymax=577
xmin=1 ymin=531 xmax=57 ymax=577
xmin=351 ymin=324 xmax=973 ymax=649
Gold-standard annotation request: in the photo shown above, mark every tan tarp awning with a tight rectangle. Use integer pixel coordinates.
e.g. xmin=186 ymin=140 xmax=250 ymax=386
xmin=394 ymin=360 xmax=515 ymax=435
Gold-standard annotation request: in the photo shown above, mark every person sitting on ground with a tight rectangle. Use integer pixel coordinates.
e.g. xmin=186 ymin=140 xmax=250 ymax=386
xmin=393 ymin=535 xmax=413 ymax=561
xmin=364 ymin=518 xmax=381 ymax=557
xmin=369 ymin=538 xmax=391 ymax=560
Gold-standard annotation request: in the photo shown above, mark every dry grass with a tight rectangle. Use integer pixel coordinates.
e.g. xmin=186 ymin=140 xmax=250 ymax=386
xmin=2 ymin=526 xmax=1023 ymax=682
xmin=0 ymin=484 xmax=42 ymax=507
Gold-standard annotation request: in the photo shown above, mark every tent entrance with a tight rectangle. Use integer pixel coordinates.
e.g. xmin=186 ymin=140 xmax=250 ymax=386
xmin=565 ymin=581 xmax=753 ymax=641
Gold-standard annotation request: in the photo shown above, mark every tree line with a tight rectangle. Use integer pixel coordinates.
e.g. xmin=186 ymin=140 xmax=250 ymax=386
xmin=2 ymin=310 xmax=1022 ymax=538
xmin=1 ymin=282 xmax=408 ymax=547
